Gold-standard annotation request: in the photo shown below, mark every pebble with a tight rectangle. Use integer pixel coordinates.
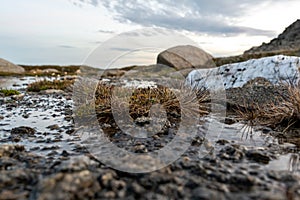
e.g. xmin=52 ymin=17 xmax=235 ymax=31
xmin=37 ymin=170 xmax=101 ymax=200
xmin=11 ymin=126 xmax=36 ymax=136
xmin=46 ymin=124 xmax=60 ymax=131
xmin=246 ymin=150 xmax=271 ymax=164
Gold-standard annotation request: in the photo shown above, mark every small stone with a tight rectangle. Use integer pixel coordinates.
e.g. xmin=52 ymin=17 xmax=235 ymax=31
xmin=111 ymin=180 xmax=126 ymax=197
xmin=0 ymin=145 xmax=25 ymax=157
xmin=46 ymin=124 xmax=60 ymax=130
xmin=22 ymin=114 xmax=30 ymax=118
xmin=37 ymin=170 xmax=101 ymax=200
xmin=101 ymin=171 xmax=117 ymax=187
xmin=246 ymin=150 xmax=271 ymax=164
xmin=219 ymin=145 xmax=245 ymax=161
xmin=65 ymin=129 xmax=74 ymax=135
xmin=130 ymin=182 xmax=145 ymax=194
xmin=12 ymin=136 xmax=21 ymax=142
xmin=229 ymin=174 xmax=257 ymax=187
xmin=61 ymin=150 xmax=69 ymax=157
xmin=134 ymin=144 xmax=148 ymax=153
xmin=216 ymin=139 xmax=230 ymax=145
xmin=11 ymin=93 xmax=24 ymax=101
xmin=224 ymin=118 xmax=236 ymax=125
xmin=103 ymin=191 xmax=116 ymax=198
xmin=11 ymin=126 xmax=36 ymax=136
xmin=57 ymin=156 xmax=97 ymax=172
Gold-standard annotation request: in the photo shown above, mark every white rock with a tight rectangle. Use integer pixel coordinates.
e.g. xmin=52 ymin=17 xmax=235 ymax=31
xmin=186 ymin=55 xmax=300 ymax=89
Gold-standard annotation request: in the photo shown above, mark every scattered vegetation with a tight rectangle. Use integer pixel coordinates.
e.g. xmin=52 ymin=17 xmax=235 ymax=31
xmin=0 ymin=89 xmax=20 ymax=96
xmin=27 ymin=79 xmax=75 ymax=92
xmin=21 ymin=65 xmax=81 ymax=76
xmin=0 ymin=64 xmax=88 ymax=77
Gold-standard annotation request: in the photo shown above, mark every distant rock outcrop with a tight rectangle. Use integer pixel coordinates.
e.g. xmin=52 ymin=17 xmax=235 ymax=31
xmin=0 ymin=58 xmax=25 ymax=74
xmin=157 ymin=45 xmax=216 ymax=73
xmin=244 ymin=19 xmax=300 ymax=55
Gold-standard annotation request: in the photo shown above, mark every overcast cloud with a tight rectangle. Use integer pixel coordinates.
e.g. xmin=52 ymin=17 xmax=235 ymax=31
xmin=1 ymin=0 xmax=299 ymax=65
xmin=74 ymin=0 xmax=288 ymax=36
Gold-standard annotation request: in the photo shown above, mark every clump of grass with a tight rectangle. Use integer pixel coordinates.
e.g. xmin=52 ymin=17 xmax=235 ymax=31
xmin=27 ymin=79 xmax=74 ymax=92
xmin=236 ymin=83 xmax=300 ymax=133
xmin=235 ymin=102 xmax=261 ymax=139
xmin=0 ymin=89 xmax=20 ymax=96
xmin=259 ymin=85 xmax=300 ymax=130
xmin=92 ymin=83 xmax=210 ymax=123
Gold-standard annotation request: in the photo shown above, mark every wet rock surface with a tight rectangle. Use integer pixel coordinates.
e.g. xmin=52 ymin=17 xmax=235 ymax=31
xmin=0 ymin=76 xmax=299 ymax=199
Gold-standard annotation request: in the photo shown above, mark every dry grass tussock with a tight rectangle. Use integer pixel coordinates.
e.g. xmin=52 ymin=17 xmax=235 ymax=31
xmin=236 ymin=83 xmax=300 ymax=133
xmin=93 ymin=82 xmax=210 ymax=123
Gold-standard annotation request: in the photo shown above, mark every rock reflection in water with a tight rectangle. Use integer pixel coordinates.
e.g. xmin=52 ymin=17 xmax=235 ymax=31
xmin=289 ymin=153 xmax=299 ymax=173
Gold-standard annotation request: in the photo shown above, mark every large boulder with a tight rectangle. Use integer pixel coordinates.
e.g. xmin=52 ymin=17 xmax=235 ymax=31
xmin=0 ymin=58 xmax=25 ymax=74
xmin=186 ymin=55 xmax=300 ymax=89
xmin=157 ymin=45 xmax=216 ymax=71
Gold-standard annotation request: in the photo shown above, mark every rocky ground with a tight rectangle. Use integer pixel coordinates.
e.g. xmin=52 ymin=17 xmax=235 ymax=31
xmin=0 ymin=76 xmax=300 ymax=200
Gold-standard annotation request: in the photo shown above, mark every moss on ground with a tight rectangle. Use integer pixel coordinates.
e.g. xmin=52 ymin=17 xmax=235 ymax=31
xmin=27 ymin=79 xmax=74 ymax=92
xmin=0 ymin=89 xmax=20 ymax=96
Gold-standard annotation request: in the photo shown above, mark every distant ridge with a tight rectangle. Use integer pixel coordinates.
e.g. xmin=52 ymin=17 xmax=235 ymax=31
xmin=213 ymin=20 xmax=300 ymax=66
xmin=244 ymin=19 xmax=300 ymax=55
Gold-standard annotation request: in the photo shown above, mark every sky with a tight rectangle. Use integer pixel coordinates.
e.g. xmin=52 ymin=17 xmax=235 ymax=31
xmin=0 ymin=0 xmax=299 ymax=66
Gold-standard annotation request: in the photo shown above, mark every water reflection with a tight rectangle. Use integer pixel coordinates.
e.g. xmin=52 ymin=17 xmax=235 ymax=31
xmin=0 ymin=76 xmax=60 ymax=90
xmin=208 ymin=117 xmax=300 ymax=172
xmin=289 ymin=153 xmax=299 ymax=173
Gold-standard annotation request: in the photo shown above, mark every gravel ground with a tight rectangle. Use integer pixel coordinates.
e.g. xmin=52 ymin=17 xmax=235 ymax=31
xmin=0 ymin=78 xmax=299 ymax=200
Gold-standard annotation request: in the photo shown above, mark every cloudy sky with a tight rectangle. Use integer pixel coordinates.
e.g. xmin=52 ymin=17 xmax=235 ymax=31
xmin=0 ymin=0 xmax=299 ymax=66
